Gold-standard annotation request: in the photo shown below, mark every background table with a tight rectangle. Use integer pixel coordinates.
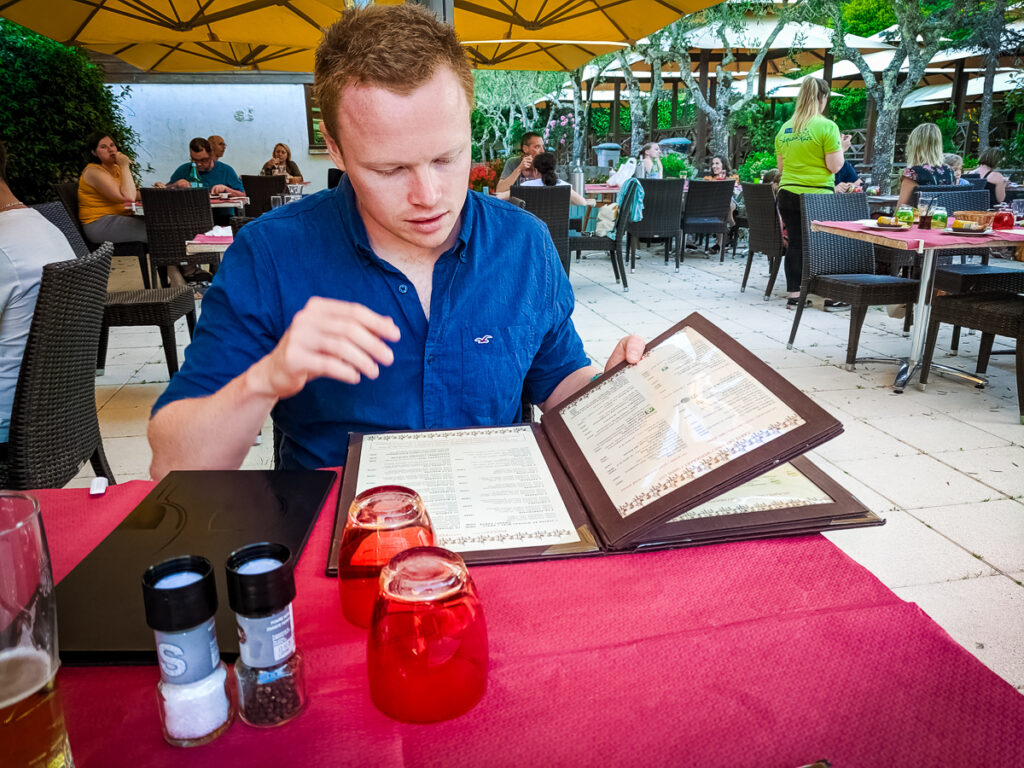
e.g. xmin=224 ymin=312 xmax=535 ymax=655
xmin=811 ymin=220 xmax=1024 ymax=390
xmin=37 ymin=476 xmax=1024 ymax=767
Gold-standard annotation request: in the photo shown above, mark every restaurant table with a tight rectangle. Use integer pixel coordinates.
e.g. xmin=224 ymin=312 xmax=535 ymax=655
xmin=185 ymin=233 xmax=233 ymax=256
xmin=36 ymin=474 xmax=1024 ymax=767
xmin=126 ymin=197 xmax=249 ymax=216
xmin=811 ymin=220 xmax=1024 ymax=391
xmin=584 ymin=183 xmax=620 ymax=202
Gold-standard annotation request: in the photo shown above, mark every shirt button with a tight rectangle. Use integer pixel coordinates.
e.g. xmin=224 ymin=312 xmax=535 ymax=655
xmin=427 ymin=354 xmax=434 ymax=365
xmin=398 ymin=284 xmax=408 ymax=294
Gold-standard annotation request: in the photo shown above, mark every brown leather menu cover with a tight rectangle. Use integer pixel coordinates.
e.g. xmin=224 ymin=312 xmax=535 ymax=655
xmin=326 ymin=314 xmax=878 ymax=573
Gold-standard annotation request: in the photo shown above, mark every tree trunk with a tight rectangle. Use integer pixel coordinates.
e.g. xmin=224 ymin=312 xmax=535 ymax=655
xmin=977 ymin=52 xmax=998 ymax=153
xmin=871 ymin=104 xmax=900 ymax=194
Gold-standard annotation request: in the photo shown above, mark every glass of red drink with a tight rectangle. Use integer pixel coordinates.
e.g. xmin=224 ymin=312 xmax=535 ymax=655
xmin=367 ymin=547 xmax=488 ymax=723
xmin=338 ymin=486 xmax=434 ymax=628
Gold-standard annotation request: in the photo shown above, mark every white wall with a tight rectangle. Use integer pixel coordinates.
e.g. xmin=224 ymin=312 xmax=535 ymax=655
xmin=112 ymin=83 xmax=336 ymax=193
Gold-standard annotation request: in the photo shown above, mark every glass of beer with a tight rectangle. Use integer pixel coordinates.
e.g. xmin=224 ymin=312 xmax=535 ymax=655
xmin=0 ymin=492 xmax=74 ymax=767
xmin=337 ymin=486 xmax=434 ymax=628
xmin=367 ymin=546 xmax=488 ymax=723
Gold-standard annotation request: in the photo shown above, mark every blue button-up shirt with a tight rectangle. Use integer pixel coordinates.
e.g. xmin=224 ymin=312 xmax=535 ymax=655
xmin=153 ymin=177 xmax=590 ymax=469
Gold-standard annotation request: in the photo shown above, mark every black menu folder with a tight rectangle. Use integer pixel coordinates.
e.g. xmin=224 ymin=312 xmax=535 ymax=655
xmin=57 ymin=469 xmax=335 ymax=666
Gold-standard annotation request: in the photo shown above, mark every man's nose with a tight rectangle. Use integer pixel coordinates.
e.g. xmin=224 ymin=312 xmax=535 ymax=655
xmin=407 ymin=167 xmax=441 ymax=207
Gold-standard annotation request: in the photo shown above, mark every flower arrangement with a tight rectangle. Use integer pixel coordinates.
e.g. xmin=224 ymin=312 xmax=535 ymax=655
xmin=468 ymin=158 xmax=505 ymax=192
xmin=543 ymin=110 xmax=575 ymax=150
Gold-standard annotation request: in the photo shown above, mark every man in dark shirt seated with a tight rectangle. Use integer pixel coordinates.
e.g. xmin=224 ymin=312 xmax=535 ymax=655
xmin=147 ymin=4 xmax=643 ymax=479
xmin=161 ymin=136 xmax=245 ymax=197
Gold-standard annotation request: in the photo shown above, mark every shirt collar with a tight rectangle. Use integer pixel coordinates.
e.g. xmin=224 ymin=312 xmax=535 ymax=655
xmin=334 ymin=174 xmax=473 ymax=265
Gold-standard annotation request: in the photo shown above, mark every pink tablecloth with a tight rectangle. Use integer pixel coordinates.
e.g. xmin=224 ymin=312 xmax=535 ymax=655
xmin=34 ymin=478 xmax=1024 ymax=767
xmin=817 ymin=220 xmax=1024 ymax=250
xmin=584 ymin=183 xmax=620 ymax=195
xmin=189 ymin=234 xmax=234 ymax=245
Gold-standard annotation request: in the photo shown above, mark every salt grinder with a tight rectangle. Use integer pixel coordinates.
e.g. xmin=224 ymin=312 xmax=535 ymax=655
xmin=142 ymin=555 xmax=235 ymax=747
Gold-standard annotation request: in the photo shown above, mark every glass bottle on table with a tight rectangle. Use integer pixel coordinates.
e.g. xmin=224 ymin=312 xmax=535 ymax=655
xmin=337 ymin=486 xmax=435 ymax=628
xmin=188 ymin=162 xmax=202 ymax=189
xmin=992 ymin=204 xmax=1014 ymax=231
xmin=895 ymin=205 xmax=915 ymax=226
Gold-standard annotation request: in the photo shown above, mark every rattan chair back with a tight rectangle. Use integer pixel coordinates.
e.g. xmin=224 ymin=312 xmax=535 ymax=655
xmin=924 ymin=190 xmax=990 ymax=216
xmin=630 ymin=178 xmax=685 ymax=236
xmin=230 ymin=216 xmax=256 ymax=235
xmin=33 ymin=202 xmax=90 ymax=257
xmin=2 ymin=244 xmax=115 ymax=489
xmin=516 ymin=185 xmax=571 ymax=274
xmin=912 ymin=185 xmax=967 ymax=203
xmin=800 ymin=193 xmax=874 ymax=277
xmin=241 ymin=174 xmax=287 ymax=217
xmin=681 ymin=180 xmax=734 ymax=233
xmin=140 ymin=187 xmax=215 ymax=271
xmin=742 ymin=183 xmax=784 ymax=261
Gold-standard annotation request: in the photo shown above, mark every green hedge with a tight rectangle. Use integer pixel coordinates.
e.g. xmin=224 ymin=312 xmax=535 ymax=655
xmin=0 ymin=20 xmax=139 ymax=203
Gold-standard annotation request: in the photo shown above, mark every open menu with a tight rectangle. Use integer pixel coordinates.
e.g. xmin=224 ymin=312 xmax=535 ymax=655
xmin=327 ymin=314 xmax=881 ymax=571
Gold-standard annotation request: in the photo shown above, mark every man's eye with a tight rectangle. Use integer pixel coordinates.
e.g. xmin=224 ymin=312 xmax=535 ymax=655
xmin=377 ymin=168 xmax=401 ymax=177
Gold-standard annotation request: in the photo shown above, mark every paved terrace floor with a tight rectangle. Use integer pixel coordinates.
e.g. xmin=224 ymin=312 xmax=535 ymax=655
xmin=75 ymin=243 xmax=1024 ymax=694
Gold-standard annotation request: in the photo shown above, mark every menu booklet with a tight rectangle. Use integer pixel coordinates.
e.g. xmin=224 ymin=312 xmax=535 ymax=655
xmin=327 ymin=314 xmax=880 ymax=572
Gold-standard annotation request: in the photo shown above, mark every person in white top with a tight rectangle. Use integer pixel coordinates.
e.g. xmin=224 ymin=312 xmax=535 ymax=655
xmin=519 ymin=152 xmax=595 ymax=207
xmin=0 ymin=141 xmax=76 ymax=448
xmin=635 ymin=143 xmax=663 ymax=179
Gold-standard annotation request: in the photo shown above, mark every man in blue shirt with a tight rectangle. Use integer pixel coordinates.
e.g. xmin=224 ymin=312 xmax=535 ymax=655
xmin=147 ymin=4 xmax=641 ymax=478
xmin=161 ymin=137 xmax=244 ymax=197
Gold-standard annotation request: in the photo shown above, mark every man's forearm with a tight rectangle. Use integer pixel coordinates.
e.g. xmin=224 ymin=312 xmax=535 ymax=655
xmin=539 ymin=365 xmax=600 ymax=412
xmin=495 ymin=166 xmax=519 ymax=195
xmin=147 ymin=363 xmax=278 ymax=480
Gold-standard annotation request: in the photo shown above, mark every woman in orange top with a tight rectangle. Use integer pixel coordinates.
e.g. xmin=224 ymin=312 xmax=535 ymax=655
xmin=78 ymin=133 xmax=147 ymax=244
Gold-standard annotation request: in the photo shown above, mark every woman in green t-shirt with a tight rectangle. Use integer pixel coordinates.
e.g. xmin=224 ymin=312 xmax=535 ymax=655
xmin=774 ymin=78 xmax=851 ymax=307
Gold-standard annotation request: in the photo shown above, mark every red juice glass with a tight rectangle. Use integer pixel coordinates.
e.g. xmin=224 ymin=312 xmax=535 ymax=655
xmin=337 ymin=486 xmax=434 ymax=628
xmin=367 ymin=547 xmax=488 ymax=723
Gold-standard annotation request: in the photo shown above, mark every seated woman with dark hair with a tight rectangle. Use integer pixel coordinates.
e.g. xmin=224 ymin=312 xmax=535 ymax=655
xmin=519 ymin=152 xmax=594 ymax=207
xmin=705 ymin=155 xmax=731 ymax=180
xmin=968 ymin=147 xmax=1008 ymax=206
xmin=77 ymin=132 xmax=147 ymax=244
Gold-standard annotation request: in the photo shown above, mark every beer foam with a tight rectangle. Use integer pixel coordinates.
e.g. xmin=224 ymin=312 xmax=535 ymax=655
xmin=0 ymin=647 xmax=53 ymax=709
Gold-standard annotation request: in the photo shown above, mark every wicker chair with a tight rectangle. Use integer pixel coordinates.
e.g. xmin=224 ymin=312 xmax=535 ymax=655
xmin=55 ymin=181 xmax=151 ymax=289
xmin=921 ymin=292 xmax=1024 ymax=424
xmin=241 ymin=174 xmax=287 ymax=217
xmin=739 ymin=183 xmax=785 ymax=300
xmin=230 ymin=215 xmax=255 ymax=235
xmin=517 ymin=185 xmax=571 ymax=276
xmin=33 ymin=201 xmax=197 ymax=378
xmin=0 ymin=244 xmax=116 ymax=489
xmin=627 ymin=178 xmax=685 ymax=272
xmin=140 ymin=187 xmax=222 ymax=288
xmin=569 ymin=182 xmax=638 ymax=291
xmin=681 ymin=180 xmax=735 ymax=262
xmin=910 ymin=184 xmax=965 ymax=202
xmin=787 ymin=193 xmax=920 ymax=368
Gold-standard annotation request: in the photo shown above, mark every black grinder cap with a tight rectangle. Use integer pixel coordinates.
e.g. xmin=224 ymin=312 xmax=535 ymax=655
xmin=142 ymin=555 xmax=218 ymax=633
xmin=225 ymin=542 xmax=296 ymax=617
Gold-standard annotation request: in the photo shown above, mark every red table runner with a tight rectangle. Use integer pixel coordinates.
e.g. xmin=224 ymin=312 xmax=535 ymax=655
xmin=32 ymin=477 xmax=1024 ymax=767
xmin=816 ymin=220 xmax=1024 ymax=249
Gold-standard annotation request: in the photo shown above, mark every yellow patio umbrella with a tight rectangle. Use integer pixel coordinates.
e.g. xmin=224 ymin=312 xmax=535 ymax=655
xmin=462 ymin=38 xmax=626 ymax=70
xmin=87 ymin=40 xmax=316 ymax=72
xmin=0 ymin=0 xmax=347 ymax=47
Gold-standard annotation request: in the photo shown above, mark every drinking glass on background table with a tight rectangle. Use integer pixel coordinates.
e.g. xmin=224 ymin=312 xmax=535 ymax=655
xmin=1011 ymin=199 xmax=1024 ymax=221
xmin=270 ymin=194 xmax=284 ymax=209
xmin=0 ymin=492 xmax=75 ymax=768
xmin=368 ymin=547 xmax=488 ymax=723
xmin=337 ymin=486 xmax=434 ymax=628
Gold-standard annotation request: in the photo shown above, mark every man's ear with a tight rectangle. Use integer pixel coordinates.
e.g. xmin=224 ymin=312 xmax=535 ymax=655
xmin=322 ymin=122 xmax=345 ymax=171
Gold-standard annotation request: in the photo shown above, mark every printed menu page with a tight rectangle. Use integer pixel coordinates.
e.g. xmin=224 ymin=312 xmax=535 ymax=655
xmin=669 ymin=463 xmax=831 ymax=522
xmin=559 ymin=327 xmax=804 ymax=518
xmin=355 ymin=426 xmax=580 ymax=552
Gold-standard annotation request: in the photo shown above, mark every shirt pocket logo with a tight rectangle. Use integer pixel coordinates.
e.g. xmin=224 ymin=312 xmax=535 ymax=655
xmin=474 ymin=334 xmax=493 ymax=344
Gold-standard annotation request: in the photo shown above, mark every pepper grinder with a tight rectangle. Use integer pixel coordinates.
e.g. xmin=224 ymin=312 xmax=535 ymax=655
xmin=226 ymin=542 xmax=306 ymax=727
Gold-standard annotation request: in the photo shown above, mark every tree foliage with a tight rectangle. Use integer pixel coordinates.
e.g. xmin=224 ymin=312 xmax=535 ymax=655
xmin=839 ymin=0 xmax=896 ymax=37
xmin=0 ymin=20 xmax=139 ymax=203
xmin=471 ymin=69 xmax=563 ymax=160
